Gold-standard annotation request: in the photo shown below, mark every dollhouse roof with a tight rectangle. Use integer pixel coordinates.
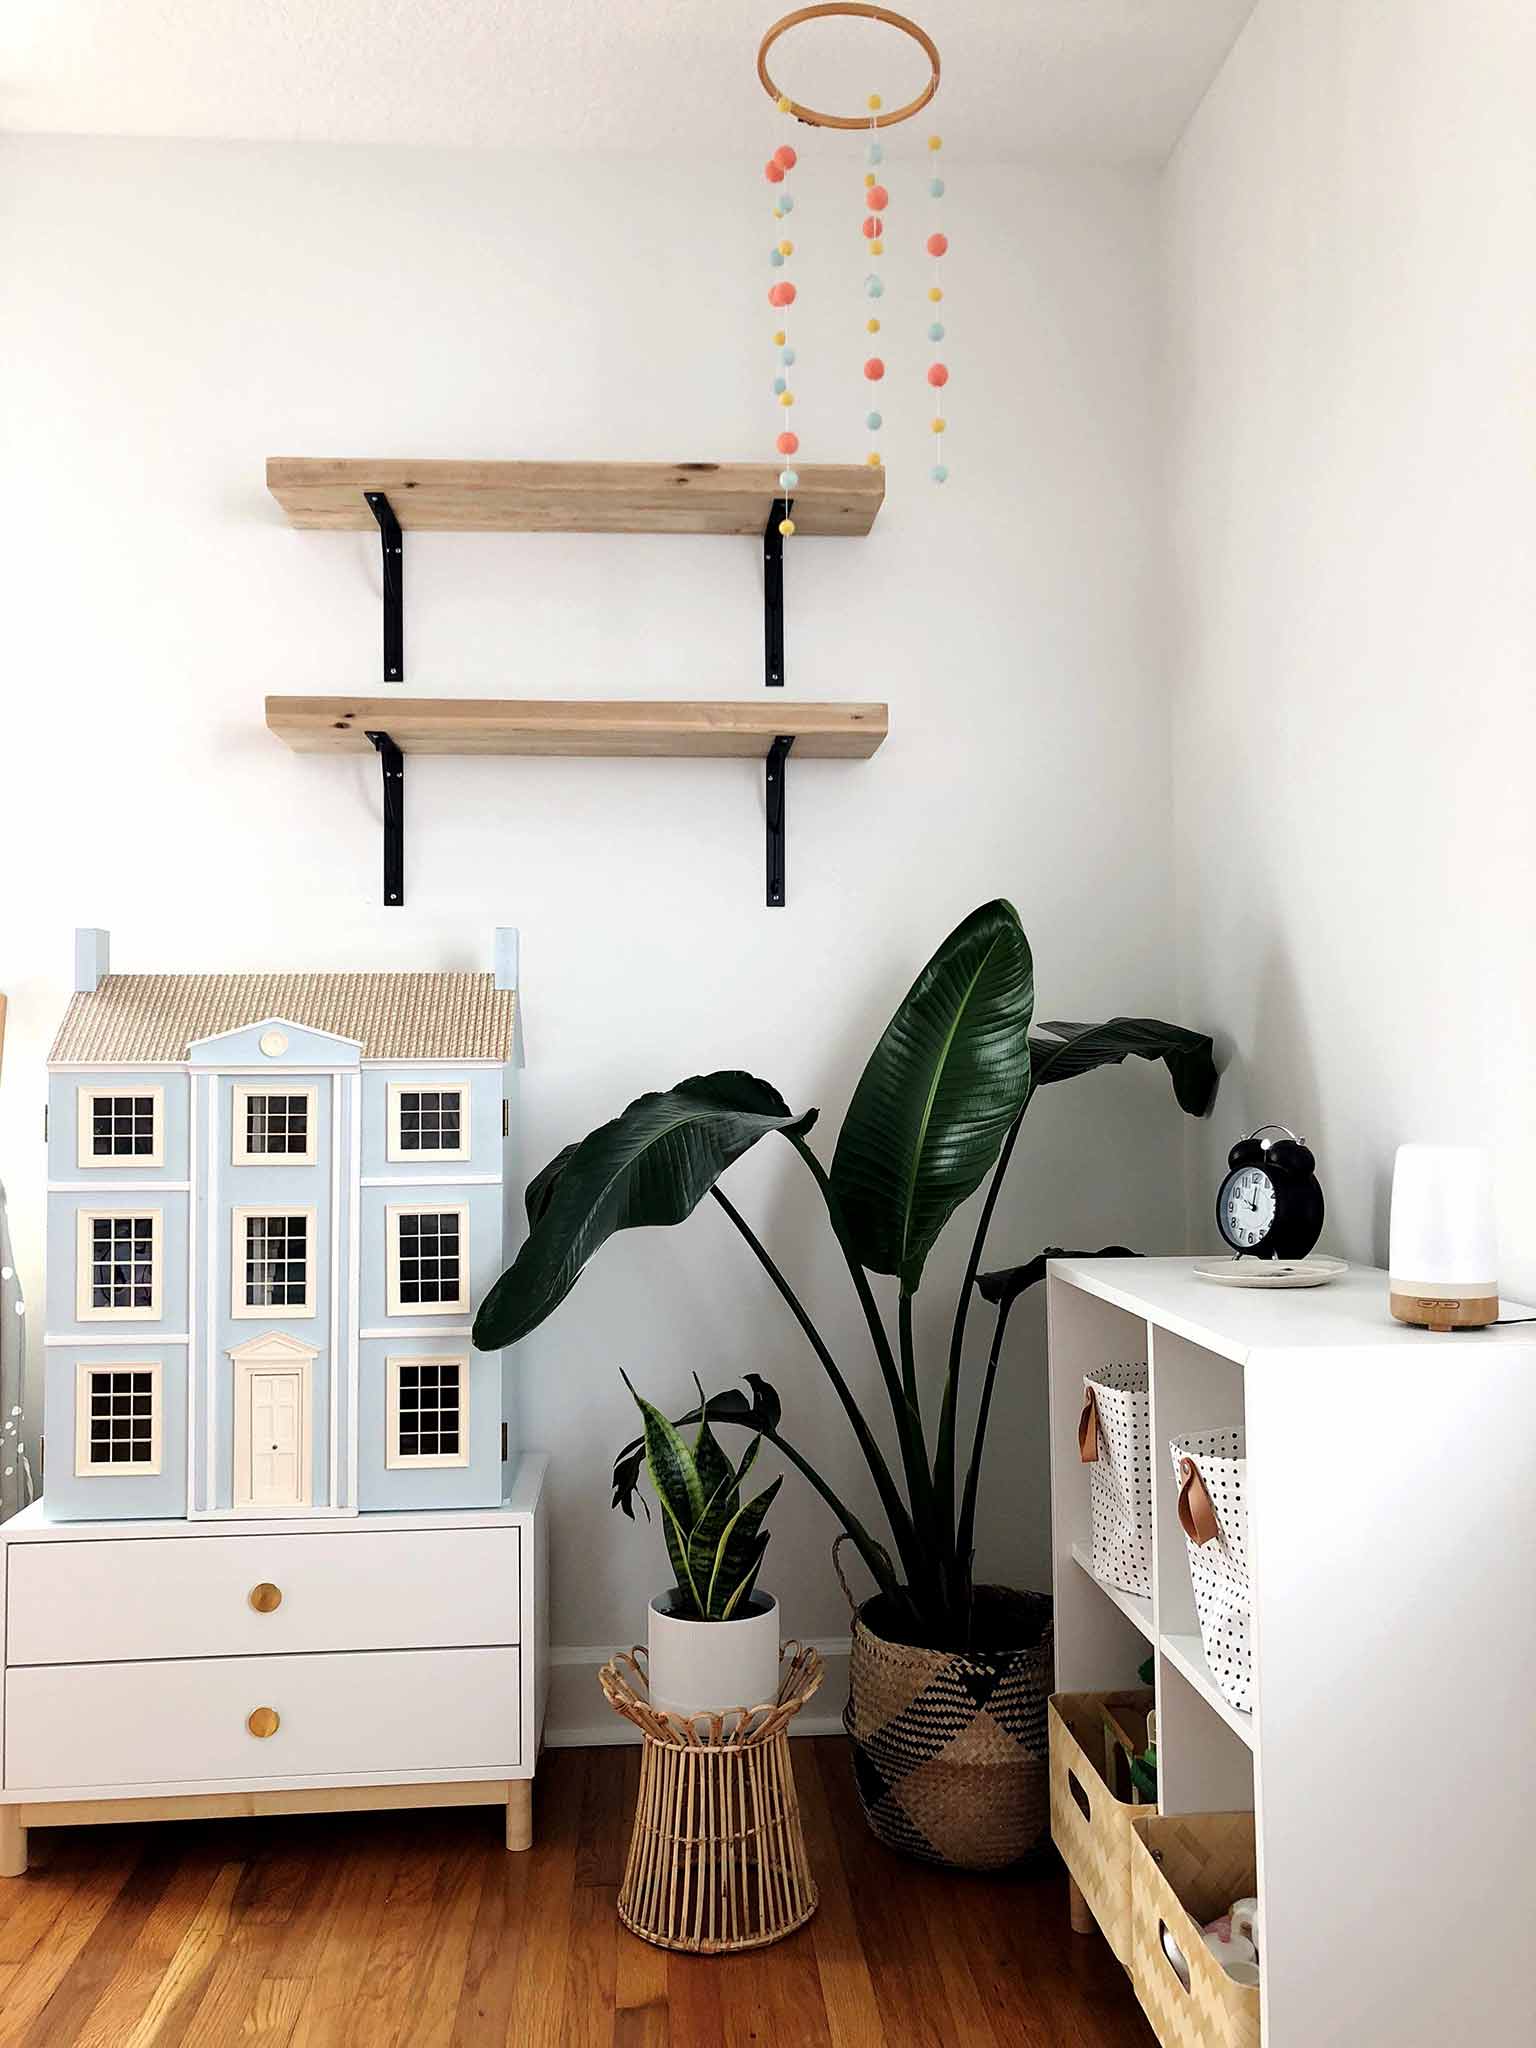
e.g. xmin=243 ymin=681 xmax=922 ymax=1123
xmin=49 ymin=973 xmax=518 ymax=1065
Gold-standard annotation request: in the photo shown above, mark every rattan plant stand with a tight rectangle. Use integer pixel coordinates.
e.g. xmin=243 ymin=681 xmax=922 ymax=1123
xmin=599 ymin=1643 xmax=823 ymax=1953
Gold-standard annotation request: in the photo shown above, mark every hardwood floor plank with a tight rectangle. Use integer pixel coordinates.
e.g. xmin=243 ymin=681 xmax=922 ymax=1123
xmin=286 ymin=1833 xmax=404 ymax=2048
xmin=448 ymin=1839 xmax=530 ymax=2047
xmin=500 ymin=1748 xmax=582 ymax=2048
xmin=560 ymin=1883 xmax=618 ymax=2048
xmin=396 ymin=1844 xmax=488 ymax=2048
xmin=114 ymin=1859 xmax=245 ymax=2048
xmin=17 ymin=1848 xmax=180 ymax=2048
xmin=613 ymin=1926 xmax=669 ymax=2048
xmin=798 ymin=1742 xmax=885 ymax=2048
xmin=0 ymin=1850 xmax=145 ymax=2048
xmin=66 ymin=1852 xmax=241 ymax=2048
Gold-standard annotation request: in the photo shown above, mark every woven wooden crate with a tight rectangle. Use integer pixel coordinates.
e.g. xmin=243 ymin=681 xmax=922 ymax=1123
xmin=1129 ymin=1812 xmax=1260 ymax=2048
xmin=1048 ymin=1690 xmax=1154 ymax=1965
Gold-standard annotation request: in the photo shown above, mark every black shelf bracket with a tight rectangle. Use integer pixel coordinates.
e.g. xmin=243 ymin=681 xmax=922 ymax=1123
xmin=766 ymin=734 xmax=794 ymax=908
xmin=763 ymin=502 xmax=790 ymax=688
xmin=366 ymin=492 xmax=404 ymax=682
xmin=365 ymin=731 xmax=405 ymax=907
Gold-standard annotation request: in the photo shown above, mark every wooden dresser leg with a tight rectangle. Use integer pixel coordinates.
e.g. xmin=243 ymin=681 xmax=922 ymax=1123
xmin=0 ymin=1808 xmax=28 ymax=1879
xmin=505 ymin=1779 xmax=533 ymax=1853
xmin=1068 ymin=1877 xmax=1096 ymax=1935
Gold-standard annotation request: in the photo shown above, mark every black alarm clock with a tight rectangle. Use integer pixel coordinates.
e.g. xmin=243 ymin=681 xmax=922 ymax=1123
xmin=1216 ymin=1125 xmax=1325 ymax=1259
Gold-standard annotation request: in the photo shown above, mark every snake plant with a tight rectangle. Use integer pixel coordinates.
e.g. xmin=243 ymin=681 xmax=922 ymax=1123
xmin=475 ymin=900 xmax=1216 ymax=1649
xmin=623 ymin=1373 xmax=782 ymax=1621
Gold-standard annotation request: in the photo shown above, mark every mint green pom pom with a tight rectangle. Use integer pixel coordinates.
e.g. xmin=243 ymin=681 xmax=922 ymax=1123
xmin=866 ymin=410 xmax=882 ymax=430
xmin=928 ymin=321 xmax=945 ymax=342
xmin=778 ymin=192 xmax=794 ymax=213
xmin=769 ymin=248 xmax=784 ymax=267
xmin=772 ymin=376 xmax=787 ymax=394
xmin=864 ymin=275 xmax=884 ymax=299
xmin=866 ymin=142 xmax=883 ymax=165
xmin=929 ymin=177 xmax=945 ymax=198
xmin=931 ymin=463 xmax=948 ymax=483
xmin=778 ymin=468 xmax=799 ymax=488
xmin=781 ymin=345 xmax=796 ymax=366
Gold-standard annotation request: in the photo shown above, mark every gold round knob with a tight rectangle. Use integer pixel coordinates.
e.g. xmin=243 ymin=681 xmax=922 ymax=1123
xmin=247 ymin=1706 xmax=280 ymax=1739
xmin=248 ymin=1582 xmax=282 ymax=1614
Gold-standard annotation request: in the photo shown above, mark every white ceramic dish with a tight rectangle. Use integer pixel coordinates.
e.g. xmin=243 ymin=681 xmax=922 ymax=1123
xmin=1193 ymin=1254 xmax=1348 ymax=1289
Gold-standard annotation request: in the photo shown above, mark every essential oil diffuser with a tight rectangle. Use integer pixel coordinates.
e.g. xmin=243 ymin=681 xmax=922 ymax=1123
xmin=1389 ymin=1144 xmax=1498 ymax=1331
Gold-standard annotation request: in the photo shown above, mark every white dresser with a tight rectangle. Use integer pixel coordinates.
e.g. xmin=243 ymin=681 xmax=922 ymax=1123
xmin=1048 ymin=1259 xmax=1536 ymax=2048
xmin=0 ymin=1453 xmax=546 ymax=1874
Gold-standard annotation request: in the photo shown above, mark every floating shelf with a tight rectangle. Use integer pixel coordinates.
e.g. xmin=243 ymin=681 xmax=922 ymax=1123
xmin=266 ymin=459 xmax=883 ymax=538
xmin=266 ymin=696 xmax=888 ymax=759
xmin=267 ymin=696 xmax=888 ymax=910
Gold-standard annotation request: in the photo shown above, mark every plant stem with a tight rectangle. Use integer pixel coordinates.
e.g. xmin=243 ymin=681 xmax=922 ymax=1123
xmin=934 ymin=1091 xmax=1032 ymax=1545
xmin=707 ymin=1185 xmax=927 ymax=1593
xmin=956 ymin=1293 xmax=1016 ymax=1573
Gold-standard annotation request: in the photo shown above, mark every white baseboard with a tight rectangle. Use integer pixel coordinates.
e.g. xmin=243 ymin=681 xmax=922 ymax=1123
xmin=544 ymin=1637 xmax=851 ymax=1749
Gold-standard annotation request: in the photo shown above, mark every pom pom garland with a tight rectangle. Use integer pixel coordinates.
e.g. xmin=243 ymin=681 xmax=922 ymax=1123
xmin=926 ymin=134 xmax=951 ymax=486
xmin=779 ymin=517 xmax=796 ymax=535
xmin=866 ymin=185 xmax=889 ymax=211
xmin=863 ymin=358 xmax=885 ymax=380
xmin=866 ymin=410 xmax=882 ymax=430
xmin=773 ymin=145 xmax=797 ymax=170
xmin=862 ymin=216 xmax=881 ymax=239
xmin=927 ymin=363 xmax=948 ymax=387
xmin=926 ymin=232 xmax=948 ymax=257
xmin=765 ymin=160 xmax=784 ymax=183
xmin=768 ymin=281 xmax=796 ymax=306
xmin=776 ymin=431 xmax=799 ymax=454
xmin=778 ymin=468 xmax=799 ymax=487
xmin=869 ymin=239 xmax=883 ymax=255
xmin=928 ymin=321 xmax=944 ymax=341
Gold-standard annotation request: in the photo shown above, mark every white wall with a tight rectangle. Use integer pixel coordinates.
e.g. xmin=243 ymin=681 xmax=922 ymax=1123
xmin=0 ymin=136 xmax=1188 ymax=1717
xmin=1163 ymin=0 xmax=1536 ymax=1295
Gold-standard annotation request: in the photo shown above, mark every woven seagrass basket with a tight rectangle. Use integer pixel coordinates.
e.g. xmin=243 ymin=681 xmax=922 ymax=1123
xmin=837 ymin=1544 xmax=1054 ymax=1871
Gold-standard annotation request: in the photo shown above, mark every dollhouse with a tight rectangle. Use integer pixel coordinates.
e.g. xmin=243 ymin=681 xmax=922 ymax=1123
xmin=0 ymin=930 xmax=544 ymax=1877
xmin=43 ymin=928 xmax=522 ymax=1519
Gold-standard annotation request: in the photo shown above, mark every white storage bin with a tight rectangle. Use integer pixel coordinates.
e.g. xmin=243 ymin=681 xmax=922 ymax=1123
xmin=1080 ymin=1363 xmax=1152 ymax=1597
xmin=1170 ymin=1429 xmax=1250 ymax=1714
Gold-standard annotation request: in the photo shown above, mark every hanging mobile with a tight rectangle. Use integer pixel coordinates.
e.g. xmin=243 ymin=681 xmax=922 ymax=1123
xmin=757 ymin=6 xmax=946 ymax=501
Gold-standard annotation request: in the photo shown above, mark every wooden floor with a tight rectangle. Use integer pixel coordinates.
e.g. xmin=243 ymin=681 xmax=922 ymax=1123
xmin=0 ymin=1740 xmax=1154 ymax=2046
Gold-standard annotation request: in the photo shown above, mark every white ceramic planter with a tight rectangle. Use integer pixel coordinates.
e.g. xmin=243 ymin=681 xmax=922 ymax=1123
xmin=646 ymin=1591 xmax=781 ymax=1720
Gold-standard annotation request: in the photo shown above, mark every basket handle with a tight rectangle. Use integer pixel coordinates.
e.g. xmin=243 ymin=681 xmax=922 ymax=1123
xmin=1077 ymin=1386 xmax=1100 ymax=1464
xmin=831 ymin=1532 xmax=861 ymax=1618
xmin=1177 ymin=1457 xmax=1221 ymax=1546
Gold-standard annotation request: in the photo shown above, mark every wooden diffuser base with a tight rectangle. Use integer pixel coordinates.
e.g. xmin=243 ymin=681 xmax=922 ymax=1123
xmin=1389 ymin=1289 xmax=1498 ymax=1333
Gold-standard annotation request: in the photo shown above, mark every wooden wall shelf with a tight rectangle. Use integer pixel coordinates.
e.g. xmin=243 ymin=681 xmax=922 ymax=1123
xmin=266 ymin=459 xmax=883 ymax=538
xmin=267 ymin=697 xmax=888 ymax=910
xmin=266 ymin=697 xmax=888 ymax=760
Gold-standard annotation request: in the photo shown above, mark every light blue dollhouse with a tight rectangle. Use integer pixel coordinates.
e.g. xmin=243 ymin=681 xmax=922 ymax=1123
xmin=43 ymin=928 xmax=522 ymax=1520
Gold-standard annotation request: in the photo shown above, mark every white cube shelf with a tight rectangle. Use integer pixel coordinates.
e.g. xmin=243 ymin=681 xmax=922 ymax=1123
xmin=1048 ymin=1257 xmax=1536 ymax=2048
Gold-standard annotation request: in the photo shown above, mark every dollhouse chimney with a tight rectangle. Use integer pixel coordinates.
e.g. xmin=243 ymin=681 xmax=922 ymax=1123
xmin=493 ymin=927 xmax=519 ymax=991
xmin=73 ymin=928 xmax=110 ymax=993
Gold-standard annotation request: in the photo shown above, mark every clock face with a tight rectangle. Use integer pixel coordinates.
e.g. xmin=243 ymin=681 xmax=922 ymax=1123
xmin=1221 ymin=1166 xmax=1277 ymax=1250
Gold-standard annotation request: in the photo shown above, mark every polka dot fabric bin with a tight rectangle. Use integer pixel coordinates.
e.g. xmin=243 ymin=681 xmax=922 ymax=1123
xmin=1170 ymin=1429 xmax=1251 ymax=1714
xmin=1086 ymin=1364 xmax=1153 ymax=1597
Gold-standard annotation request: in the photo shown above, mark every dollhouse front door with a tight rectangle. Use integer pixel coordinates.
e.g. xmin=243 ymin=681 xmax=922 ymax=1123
xmin=233 ymin=1351 xmax=312 ymax=1510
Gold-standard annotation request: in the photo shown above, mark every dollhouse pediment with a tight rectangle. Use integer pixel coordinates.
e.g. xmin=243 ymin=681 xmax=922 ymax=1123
xmin=187 ymin=1016 xmax=363 ymax=1068
xmin=225 ymin=1329 xmax=321 ymax=1364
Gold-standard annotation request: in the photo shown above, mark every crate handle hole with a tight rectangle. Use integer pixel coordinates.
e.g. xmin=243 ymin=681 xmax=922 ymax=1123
xmin=1158 ymin=1920 xmax=1193 ymax=1995
xmin=1067 ymin=1768 xmax=1092 ymax=1823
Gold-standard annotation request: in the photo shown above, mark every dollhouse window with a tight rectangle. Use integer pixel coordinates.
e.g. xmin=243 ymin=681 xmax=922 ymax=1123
xmin=386 ymin=1205 xmax=469 ymax=1315
xmin=232 ymin=1208 xmax=315 ymax=1317
xmin=387 ymin=1083 xmax=469 ymax=1162
xmin=76 ymin=1086 xmax=163 ymax=1168
xmin=232 ymin=1086 xmax=317 ymax=1165
xmin=74 ymin=1362 xmax=162 ymax=1476
xmin=386 ymin=1357 xmax=469 ymax=1468
xmin=76 ymin=1210 xmax=162 ymax=1320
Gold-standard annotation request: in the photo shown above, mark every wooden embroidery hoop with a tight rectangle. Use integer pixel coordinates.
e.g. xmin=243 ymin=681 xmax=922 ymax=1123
xmin=757 ymin=4 xmax=941 ymax=131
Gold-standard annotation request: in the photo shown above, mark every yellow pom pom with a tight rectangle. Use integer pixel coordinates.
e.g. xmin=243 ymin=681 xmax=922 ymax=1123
xmin=869 ymin=239 xmax=883 ymax=256
xmin=866 ymin=317 xmax=880 ymax=333
xmin=776 ymin=94 xmax=792 ymax=113
xmin=866 ymin=451 xmax=882 ymax=467
xmin=773 ymin=329 xmax=786 ymax=345
xmin=928 ymin=286 xmax=944 ymax=303
xmin=931 ymin=417 xmax=947 ymax=433
xmin=779 ymin=390 xmax=795 ymax=407
xmin=773 ymin=205 xmax=785 ymax=219
xmin=778 ymin=240 xmax=793 ymax=256
xmin=867 ymin=93 xmax=882 ymax=111
xmin=927 ymin=133 xmax=942 ymax=150
xmin=778 ymin=516 xmax=796 ymax=536
xmin=864 ymin=172 xmax=876 ymax=188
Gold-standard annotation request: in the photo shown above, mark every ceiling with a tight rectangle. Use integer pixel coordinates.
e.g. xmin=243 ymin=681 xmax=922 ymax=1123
xmin=0 ymin=1 xmax=1257 ymax=163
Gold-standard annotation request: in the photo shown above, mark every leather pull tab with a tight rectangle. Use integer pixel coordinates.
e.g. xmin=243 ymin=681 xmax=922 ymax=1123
xmin=1177 ymin=1458 xmax=1221 ymax=1545
xmin=1078 ymin=1387 xmax=1100 ymax=1464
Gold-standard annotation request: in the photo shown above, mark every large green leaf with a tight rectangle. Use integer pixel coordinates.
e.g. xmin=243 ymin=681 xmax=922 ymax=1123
xmin=1029 ymin=1019 xmax=1217 ymax=1116
xmin=710 ymin=1476 xmax=783 ymax=1619
xmin=830 ymin=901 xmax=1035 ymax=1291
xmin=474 ymin=1074 xmax=816 ymax=1349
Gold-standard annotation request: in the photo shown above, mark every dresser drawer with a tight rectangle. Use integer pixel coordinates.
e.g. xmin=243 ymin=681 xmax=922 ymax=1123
xmin=4 ymin=1645 xmax=521 ymax=1790
xmin=5 ymin=1527 xmax=520 ymax=1665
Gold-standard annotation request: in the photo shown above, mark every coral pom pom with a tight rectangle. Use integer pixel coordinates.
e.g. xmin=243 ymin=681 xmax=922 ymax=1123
xmin=773 ymin=144 xmax=797 ymax=170
xmin=768 ymin=281 xmax=796 ymax=307
xmin=927 ymin=363 xmax=949 ymax=387
xmin=926 ymin=232 xmax=948 ymax=257
xmin=765 ymin=160 xmax=784 ymax=184
xmin=865 ymin=185 xmax=888 ymax=212
xmin=863 ymin=357 xmax=885 ymax=381
xmin=862 ymin=216 xmax=881 ymax=239
xmin=776 ymin=431 xmax=799 ymax=455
